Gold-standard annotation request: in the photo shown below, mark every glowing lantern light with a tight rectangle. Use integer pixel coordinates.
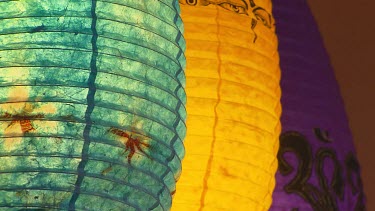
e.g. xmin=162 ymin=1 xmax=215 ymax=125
xmin=270 ymin=0 xmax=366 ymax=210
xmin=0 ymin=0 xmax=186 ymax=210
xmin=173 ymin=0 xmax=281 ymax=210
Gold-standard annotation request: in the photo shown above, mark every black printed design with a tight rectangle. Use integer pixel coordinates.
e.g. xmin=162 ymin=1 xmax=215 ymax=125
xmin=345 ymin=153 xmax=366 ymax=211
xmin=314 ymin=128 xmax=333 ymax=143
xmin=278 ymin=129 xmax=366 ymax=211
xmin=179 ymin=0 xmax=273 ymax=42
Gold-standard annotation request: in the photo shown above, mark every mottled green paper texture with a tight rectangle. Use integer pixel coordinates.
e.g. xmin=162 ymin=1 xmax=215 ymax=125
xmin=0 ymin=0 xmax=186 ymax=210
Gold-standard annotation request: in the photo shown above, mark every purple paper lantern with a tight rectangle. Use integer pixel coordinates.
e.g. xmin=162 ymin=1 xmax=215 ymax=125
xmin=270 ymin=0 xmax=366 ymax=210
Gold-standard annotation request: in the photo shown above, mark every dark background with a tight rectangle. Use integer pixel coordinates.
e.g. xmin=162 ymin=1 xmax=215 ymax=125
xmin=305 ymin=1 xmax=375 ymax=210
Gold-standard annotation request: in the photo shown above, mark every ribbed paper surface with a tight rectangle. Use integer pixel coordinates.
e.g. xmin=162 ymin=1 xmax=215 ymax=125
xmin=173 ymin=1 xmax=281 ymax=210
xmin=0 ymin=0 xmax=186 ymax=210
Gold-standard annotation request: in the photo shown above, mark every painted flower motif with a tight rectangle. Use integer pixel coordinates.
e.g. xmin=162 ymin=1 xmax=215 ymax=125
xmin=109 ymin=127 xmax=151 ymax=164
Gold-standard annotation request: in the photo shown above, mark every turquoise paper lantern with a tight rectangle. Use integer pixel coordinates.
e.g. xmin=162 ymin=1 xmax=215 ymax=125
xmin=0 ymin=0 xmax=186 ymax=210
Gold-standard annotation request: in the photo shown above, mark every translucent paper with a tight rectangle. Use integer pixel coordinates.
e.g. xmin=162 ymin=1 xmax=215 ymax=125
xmin=270 ymin=0 xmax=366 ymax=210
xmin=173 ymin=0 xmax=281 ymax=210
xmin=0 ymin=0 xmax=186 ymax=210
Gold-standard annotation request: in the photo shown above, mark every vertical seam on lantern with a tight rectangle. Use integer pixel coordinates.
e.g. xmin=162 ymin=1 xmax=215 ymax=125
xmin=198 ymin=6 xmax=222 ymax=211
xmin=68 ymin=0 xmax=98 ymax=209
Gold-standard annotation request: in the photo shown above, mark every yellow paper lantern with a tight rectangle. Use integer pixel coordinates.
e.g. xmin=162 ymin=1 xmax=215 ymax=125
xmin=172 ymin=0 xmax=281 ymax=210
